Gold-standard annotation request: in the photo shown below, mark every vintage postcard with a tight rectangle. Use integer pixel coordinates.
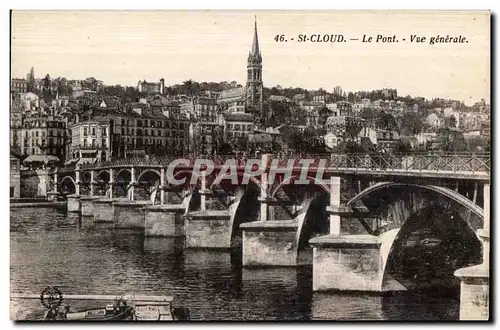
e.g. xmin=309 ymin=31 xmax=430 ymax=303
xmin=10 ymin=10 xmax=490 ymax=321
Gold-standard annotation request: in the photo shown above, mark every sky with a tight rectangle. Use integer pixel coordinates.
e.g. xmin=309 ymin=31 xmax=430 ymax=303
xmin=11 ymin=10 xmax=490 ymax=105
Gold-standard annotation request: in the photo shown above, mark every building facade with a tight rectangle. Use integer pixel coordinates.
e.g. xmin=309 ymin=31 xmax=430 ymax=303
xmin=11 ymin=78 xmax=28 ymax=94
xmin=70 ymin=120 xmax=111 ymax=164
xmin=137 ymin=79 xmax=165 ymax=95
xmin=18 ymin=115 xmax=67 ymax=162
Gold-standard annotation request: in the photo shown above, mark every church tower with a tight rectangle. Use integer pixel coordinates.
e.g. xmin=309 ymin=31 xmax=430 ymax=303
xmin=246 ymin=18 xmax=263 ymax=113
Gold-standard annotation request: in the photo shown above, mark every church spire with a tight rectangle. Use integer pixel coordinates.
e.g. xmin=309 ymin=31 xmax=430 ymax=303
xmin=251 ymin=16 xmax=260 ymax=57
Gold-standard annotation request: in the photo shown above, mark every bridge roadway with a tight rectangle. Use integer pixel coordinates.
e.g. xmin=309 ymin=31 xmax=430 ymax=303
xmin=70 ymin=152 xmax=490 ymax=181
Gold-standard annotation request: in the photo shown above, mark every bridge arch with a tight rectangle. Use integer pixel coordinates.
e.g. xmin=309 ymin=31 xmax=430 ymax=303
xmin=347 ymin=182 xmax=483 ymax=220
xmin=81 ymin=171 xmax=92 ymax=183
xmin=115 ymin=168 xmax=132 ymax=180
xmin=346 ymin=182 xmax=484 ymax=292
xmin=227 ymin=178 xmax=263 ymax=248
xmin=137 ymin=169 xmax=161 ymax=182
xmin=270 ymin=175 xmax=330 ymax=198
xmin=209 ymin=172 xmax=263 ymax=191
xmin=58 ymin=176 xmax=76 ymax=194
xmin=96 ymin=169 xmax=111 ymax=181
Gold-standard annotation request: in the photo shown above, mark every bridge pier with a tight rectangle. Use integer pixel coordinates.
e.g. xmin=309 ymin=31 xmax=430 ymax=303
xmin=240 ymin=220 xmax=300 ymax=267
xmin=329 ymin=176 xmax=341 ymax=235
xmin=67 ymin=194 xmax=81 ymax=213
xmin=309 ymin=229 xmax=405 ymax=292
xmin=454 ymin=183 xmax=490 ymax=320
xmin=185 ymin=211 xmax=232 ymax=248
xmin=127 ymin=168 xmax=136 ymax=201
xmin=160 ymin=168 xmax=165 ymax=204
xmin=308 ymin=176 xmax=408 ymax=292
xmin=81 ymin=196 xmax=100 ymax=217
xmin=200 ymin=173 xmax=207 ymax=211
xmin=260 ymin=173 xmax=268 ymax=221
xmin=93 ymin=198 xmax=116 ymax=223
xmin=47 ymin=172 xmax=60 ymax=201
xmin=144 ymin=204 xmax=185 ymax=237
xmin=113 ymin=200 xmax=150 ymax=229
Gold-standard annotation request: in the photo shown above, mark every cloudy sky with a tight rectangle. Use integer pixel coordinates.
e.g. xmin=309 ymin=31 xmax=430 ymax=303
xmin=11 ymin=10 xmax=489 ymax=104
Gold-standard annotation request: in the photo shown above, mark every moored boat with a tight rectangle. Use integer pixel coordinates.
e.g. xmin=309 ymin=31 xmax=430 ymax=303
xmin=11 ymin=286 xmax=190 ymax=321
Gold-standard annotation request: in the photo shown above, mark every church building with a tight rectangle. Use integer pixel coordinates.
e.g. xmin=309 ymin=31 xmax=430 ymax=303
xmin=218 ymin=18 xmax=264 ymax=114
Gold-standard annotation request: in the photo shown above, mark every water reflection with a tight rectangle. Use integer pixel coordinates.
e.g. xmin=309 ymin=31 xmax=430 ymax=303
xmin=11 ymin=207 xmax=460 ymax=321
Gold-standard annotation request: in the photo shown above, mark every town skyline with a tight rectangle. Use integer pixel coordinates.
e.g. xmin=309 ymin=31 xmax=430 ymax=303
xmin=11 ymin=11 xmax=489 ymax=105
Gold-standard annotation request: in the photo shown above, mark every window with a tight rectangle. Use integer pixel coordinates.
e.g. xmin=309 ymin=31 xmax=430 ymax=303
xmin=102 ymin=127 xmax=107 ymax=136
xmin=92 ymin=139 xmax=96 ymax=148
xmin=10 ymin=160 xmax=18 ymax=171
xmin=121 ymin=119 xmax=126 ymax=126
xmin=92 ymin=127 xmax=96 ymax=136
xmin=35 ymin=131 xmax=39 ymax=137
xmin=83 ymin=128 xmax=88 ymax=136
xmin=102 ymin=139 xmax=107 ymax=148
xmin=83 ymin=140 xmax=87 ymax=147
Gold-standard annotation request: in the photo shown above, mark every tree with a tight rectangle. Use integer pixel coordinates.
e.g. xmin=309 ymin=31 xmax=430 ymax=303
xmin=375 ymin=111 xmax=398 ymax=131
xmin=41 ymin=74 xmax=53 ymax=103
xmin=359 ymin=107 xmax=376 ymax=126
xmin=433 ymin=128 xmax=467 ymax=152
xmin=466 ymin=136 xmax=490 ymax=153
xmin=267 ymin=100 xmax=293 ymax=126
xmin=347 ymin=92 xmax=355 ymax=103
xmin=338 ymin=140 xmax=362 ymax=154
xmin=399 ymin=112 xmax=424 ymax=135
xmin=448 ymin=115 xmax=457 ymax=128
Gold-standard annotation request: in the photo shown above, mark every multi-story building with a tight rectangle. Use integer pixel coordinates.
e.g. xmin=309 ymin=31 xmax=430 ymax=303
xmin=68 ymin=106 xmax=192 ymax=162
xmin=10 ymin=149 xmax=22 ymax=198
xmin=11 ymin=78 xmax=28 ymax=94
xmin=20 ymin=115 xmax=67 ymax=161
xmin=361 ymin=98 xmax=371 ymax=108
xmin=137 ymin=78 xmax=165 ymax=95
xmin=359 ymin=127 xmax=400 ymax=149
xmin=325 ymin=115 xmax=366 ymax=139
xmin=382 ymin=88 xmax=398 ymax=99
xmin=426 ymin=113 xmax=445 ymax=129
xmin=70 ymin=120 xmax=111 ymax=164
xmin=181 ymin=96 xmax=218 ymax=122
xmin=193 ymin=121 xmax=221 ymax=156
xmin=73 ymin=90 xmax=100 ymax=109
xmin=224 ymin=113 xmax=254 ymax=140
xmin=480 ymin=121 xmax=490 ymax=138
xmin=20 ymin=92 xmax=40 ymax=111
xmin=327 ymin=101 xmax=353 ymax=117
xmin=312 ymin=94 xmax=327 ymax=104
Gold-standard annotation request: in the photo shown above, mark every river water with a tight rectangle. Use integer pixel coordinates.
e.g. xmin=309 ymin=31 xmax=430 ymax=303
xmin=10 ymin=207 xmax=460 ymax=321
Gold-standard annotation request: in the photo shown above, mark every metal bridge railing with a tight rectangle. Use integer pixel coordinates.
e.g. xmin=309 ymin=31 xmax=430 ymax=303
xmin=73 ymin=152 xmax=490 ymax=174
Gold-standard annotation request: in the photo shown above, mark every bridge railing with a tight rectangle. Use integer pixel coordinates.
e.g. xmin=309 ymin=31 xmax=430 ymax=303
xmin=303 ymin=152 xmax=490 ymax=173
xmin=76 ymin=152 xmax=490 ymax=174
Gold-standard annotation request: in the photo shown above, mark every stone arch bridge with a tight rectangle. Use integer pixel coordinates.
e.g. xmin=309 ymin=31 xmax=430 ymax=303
xmin=48 ymin=152 xmax=490 ymax=297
